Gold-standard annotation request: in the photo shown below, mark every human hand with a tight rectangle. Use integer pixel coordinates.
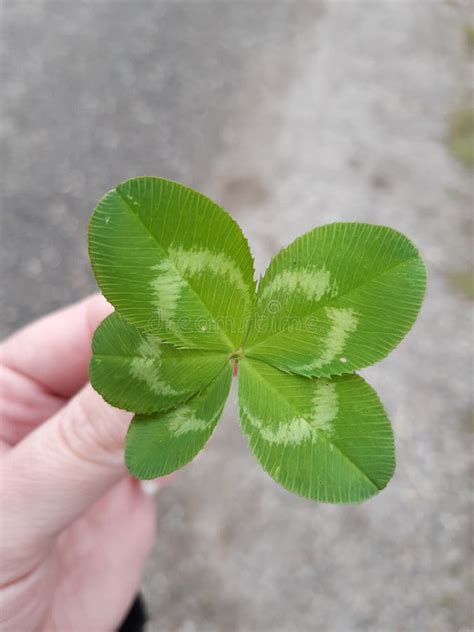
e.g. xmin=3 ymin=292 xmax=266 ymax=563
xmin=0 ymin=295 xmax=161 ymax=631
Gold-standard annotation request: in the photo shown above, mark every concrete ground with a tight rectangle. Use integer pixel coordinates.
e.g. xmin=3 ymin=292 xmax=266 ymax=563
xmin=1 ymin=2 xmax=473 ymax=631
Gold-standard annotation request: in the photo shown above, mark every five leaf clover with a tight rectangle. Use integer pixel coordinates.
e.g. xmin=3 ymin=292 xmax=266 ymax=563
xmin=89 ymin=176 xmax=426 ymax=503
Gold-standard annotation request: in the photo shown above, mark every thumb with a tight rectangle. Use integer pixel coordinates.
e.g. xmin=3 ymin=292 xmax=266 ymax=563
xmin=1 ymin=384 xmax=132 ymax=564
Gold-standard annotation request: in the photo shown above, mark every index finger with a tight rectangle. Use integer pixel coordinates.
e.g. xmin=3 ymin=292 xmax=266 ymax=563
xmin=0 ymin=294 xmax=112 ymax=399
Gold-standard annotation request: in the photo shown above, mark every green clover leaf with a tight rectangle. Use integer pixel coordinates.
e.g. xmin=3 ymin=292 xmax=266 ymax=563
xmin=238 ymin=358 xmax=394 ymax=503
xmin=89 ymin=176 xmax=426 ymax=503
xmin=90 ymin=312 xmax=228 ymax=414
xmin=89 ymin=176 xmax=256 ymax=350
xmin=244 ymin=222 xmax=426 ymax=377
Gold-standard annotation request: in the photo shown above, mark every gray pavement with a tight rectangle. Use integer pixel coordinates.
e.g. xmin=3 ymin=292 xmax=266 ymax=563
xmin=1 ymin=2 xmax=473 ymax=631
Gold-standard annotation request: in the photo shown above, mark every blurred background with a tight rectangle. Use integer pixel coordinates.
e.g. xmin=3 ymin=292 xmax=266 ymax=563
xmin=1 ymin=1 xmax=473 ymax=630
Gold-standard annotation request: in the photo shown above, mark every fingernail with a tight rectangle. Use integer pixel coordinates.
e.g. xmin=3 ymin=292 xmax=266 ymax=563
xmin=140 ymin=474 xmax=174 ymax=496
xmin=140 ymin=479 xmax=162 ymax=496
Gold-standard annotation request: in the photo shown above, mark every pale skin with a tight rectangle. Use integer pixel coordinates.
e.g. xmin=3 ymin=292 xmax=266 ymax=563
xmin=0 ymin=295 xmax=165 ymax=631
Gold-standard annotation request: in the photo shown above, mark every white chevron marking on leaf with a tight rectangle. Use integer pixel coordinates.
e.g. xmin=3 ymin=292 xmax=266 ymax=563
xmin=310 ymin=380 xmax=338 ymax=431
xmin=167 ymin=406 xmax=212 ymax=436
xmin=244 ymin=380 xmax=338 ymax=445
xmin=260 ymin=267 xmax=333 ymax=302
xmin=130 ymin=338 xmax=183 ymax=397
xmin=298 ymin=307 xmax=358 ymax=372
xmin=150 ymin=259 xmax=187 ymax=321
xmin=168 ymin=246 xmax=251 ymax=301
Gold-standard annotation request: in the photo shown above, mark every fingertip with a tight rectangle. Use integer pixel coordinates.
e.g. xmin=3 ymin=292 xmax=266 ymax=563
xmin=0 ymin=294 xmax=116 ymax=400
xmin=83 ymin=293 xmax=114 ymax=331
xmin=139 ymin=474 xmax=175 ymax=496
